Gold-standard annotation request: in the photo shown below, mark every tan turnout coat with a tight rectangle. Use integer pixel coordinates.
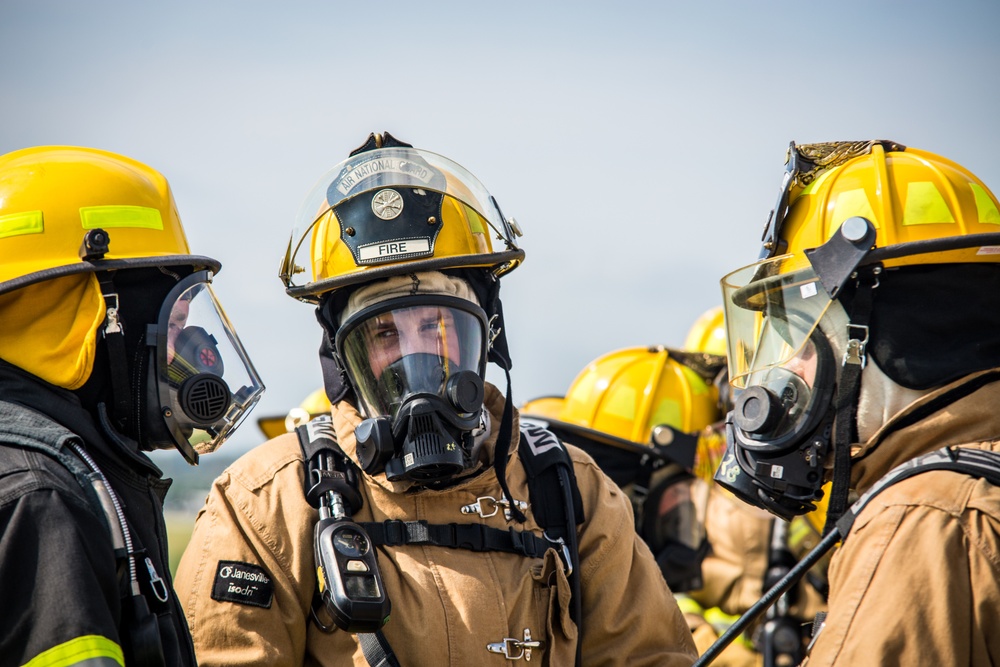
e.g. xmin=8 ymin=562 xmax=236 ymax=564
xmin=805 ymin=370 xmax=1000 ymax=666
xmin=176 ymin=385 xmax=698 ymax=666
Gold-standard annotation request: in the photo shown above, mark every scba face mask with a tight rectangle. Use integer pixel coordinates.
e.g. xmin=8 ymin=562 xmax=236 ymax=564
xmin=642 ymin=471 xmax=711 ymax=592
xmin=147 ymin=270 xmax=264 ymax=463
xmin=336 ymin=295 xmax=489 ymax=484
xmin=714 ymin=257 xmax=839 ymax=520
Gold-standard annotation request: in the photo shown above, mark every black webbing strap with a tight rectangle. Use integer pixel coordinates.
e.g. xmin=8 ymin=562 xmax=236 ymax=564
xmin=824 ymin=269 xmax=876 ymax=534
xmin=517 ymin=423 xmax=584 ymax=667
xmin=492 ymin=365 xmax=527 ymax=523
xmin=360 ymin=520 xmax=550 ymax=558
xmin=95 ymin=272 xmax=132 ymax=431
xmin=518 ymin=423 xmax=585 ymax=531
xmin=358 ymin=631 xmax=402 ymax=667
xmin=556 ymin=464 xmax=583 ymax=667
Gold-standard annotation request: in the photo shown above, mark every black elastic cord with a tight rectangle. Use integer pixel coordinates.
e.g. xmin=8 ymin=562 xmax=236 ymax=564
xmin=493 ymin=365 xmax=526 ymax=523
xmin=825 ymin=362 xmax=860 ymax=535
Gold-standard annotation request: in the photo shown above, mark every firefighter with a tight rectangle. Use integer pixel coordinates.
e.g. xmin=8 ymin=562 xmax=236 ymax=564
xmin=682 ymin=307 xmax=828 ymax=667
xmin=520 ymin=344 xmax=722 ymax=594
xmin=715 ymin=140 xmax=1000 ymax=665
xmin=0 ymin=146 xmax=263 ymax=666
xmin=175 ymin=133 xmax=697 ymax=666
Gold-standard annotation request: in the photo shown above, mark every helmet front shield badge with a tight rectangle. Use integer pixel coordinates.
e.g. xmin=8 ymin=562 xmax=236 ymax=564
xmin=150 ymin=271 xmax=264 ymax=463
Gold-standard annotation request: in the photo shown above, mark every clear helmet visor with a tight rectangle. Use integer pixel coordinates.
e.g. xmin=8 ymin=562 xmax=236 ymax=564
xmin=282 ymin=146 xmax=522 ymax=295
xmin=156 ymin=272 xmax=264 ymax=455
xmin=721 ymin=254 xmax=835 ymax=390
xmin=337 ymin=298 xmax=487 ymax=419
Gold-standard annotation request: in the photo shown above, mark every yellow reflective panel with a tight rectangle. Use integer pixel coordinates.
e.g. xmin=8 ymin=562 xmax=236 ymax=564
xmin=462 ymin=202 xmax=486 ymax=234
xmin=79 ymin=205 xmax=164 ymax=230
xmin=902 ymin=182 xmax=955 ymax=226
xmin=971 ymin=183 xmax=1000 ymax=225
xmin=0 ymin=210 xmax=43 ymax=239
xmin=648 ymin=397 xmax=682 ymax=432
xmin=603 ymin=383 xmax=639 ymax=423
xmin=831 ymin=188 xmax=878 ymax=230
xmin=22 ymin=634 xmax=124 ymax=667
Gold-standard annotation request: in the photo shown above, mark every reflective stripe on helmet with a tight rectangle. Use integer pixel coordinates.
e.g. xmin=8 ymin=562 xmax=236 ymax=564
xmin=0 ymin=210 xmax=43 ymax=239
xmin=79 ymin=205 xmax=163 ymax=230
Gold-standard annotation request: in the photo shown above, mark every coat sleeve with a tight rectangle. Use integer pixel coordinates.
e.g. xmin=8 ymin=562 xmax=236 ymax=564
xmin=571 ymin=453 xmax=699 ymax=666
xmin=805 ymin=474 xmax=1000 ymax=666
xmin=174 ymin=440 xmax=317 ymax=667
xmin=0 ymin=486 xmax=123 ymax=667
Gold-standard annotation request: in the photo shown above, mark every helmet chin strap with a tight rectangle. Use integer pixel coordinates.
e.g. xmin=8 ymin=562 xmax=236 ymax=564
xmin=823 ymin=268 xmax=878 ymax=534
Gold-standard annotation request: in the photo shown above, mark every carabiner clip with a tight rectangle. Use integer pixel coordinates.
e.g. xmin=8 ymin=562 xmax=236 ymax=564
xmin=543 ymin=532 xmax=573 ymax=577
xmin=145 ymin=557 xmax=169 ymax=603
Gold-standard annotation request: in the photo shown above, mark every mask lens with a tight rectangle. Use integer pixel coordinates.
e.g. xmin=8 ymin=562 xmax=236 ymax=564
xmin=644 ymin=474 xmax=711 ymax=592
xmin=157 ymin=275 xmax=264 ymax=455
xmin=745 ymin=344 xmax=817 ymax=441
xmin=650 ymin=475 xmax=708 ymax=550
xmin=339 ymin=300 xmax=485 ymax=418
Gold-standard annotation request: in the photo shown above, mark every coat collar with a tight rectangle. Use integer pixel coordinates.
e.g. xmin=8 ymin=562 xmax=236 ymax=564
xmin=850 ymin=368 xmax=1000 ymax=492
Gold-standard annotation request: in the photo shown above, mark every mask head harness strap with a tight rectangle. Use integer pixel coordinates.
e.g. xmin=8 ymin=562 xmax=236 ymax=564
xmin=93 ymin=273 xmax=133 ymax=434
xmin=80 ymin=228 xmax=132 ymax=433
xmin=823 ymin=263 xmax=879 ymax=534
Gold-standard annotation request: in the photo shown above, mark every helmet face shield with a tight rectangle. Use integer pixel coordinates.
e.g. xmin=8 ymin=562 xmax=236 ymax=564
xmin=282 ymin=146 xmax=523 ymax=300
xmin=716 ymin=257 xmax=840 ymax=518
xmin=722 ymin=254 xmax=835 ymax=391
xmin=336 ymin=296 xmax=487 ymax=420
xmin=153 ymin=271 xmax=264 ymax=458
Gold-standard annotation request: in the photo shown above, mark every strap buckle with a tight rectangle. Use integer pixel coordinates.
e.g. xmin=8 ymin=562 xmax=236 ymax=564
xmin=103 ymin=292 xmax=122 ymax=335
xmin=843 ymin=324 xmax=869 ymax=367
xmin=488 ymin=315 xmax=502 ymax=348
xmin=543 ymin=532 xmax=573 ymax=577
xmin=487 ymin=629 xmax=542 ymax=661
xmin=461 ymin=496 xmax=528 ymax=521
xmin=144 ymin=557 xmax=169 ymax=603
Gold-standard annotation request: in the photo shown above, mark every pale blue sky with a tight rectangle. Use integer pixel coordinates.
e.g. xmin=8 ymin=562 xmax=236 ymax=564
xmin=3 ymin=0 xmax=999 ymax=454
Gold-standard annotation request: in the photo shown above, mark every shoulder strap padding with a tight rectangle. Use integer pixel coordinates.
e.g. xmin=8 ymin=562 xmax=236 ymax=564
xmin=518 ymin=423 xmax=585 ymax=532
xmin=0 ymin=425 xmax=114 ymax=540
xmin=837 ymin=446 xmax=1000 ymax=537
xmin=295 ymin=415 xmax=363 ymax=513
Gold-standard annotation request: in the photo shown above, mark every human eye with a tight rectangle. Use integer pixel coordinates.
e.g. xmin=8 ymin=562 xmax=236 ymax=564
xmin=374 ymin=327 xmax=399 ymax=341
xmin=419 ymin=318 xmax=441 ymax=334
